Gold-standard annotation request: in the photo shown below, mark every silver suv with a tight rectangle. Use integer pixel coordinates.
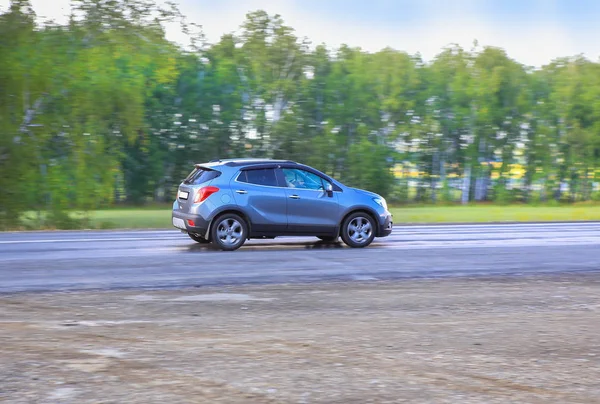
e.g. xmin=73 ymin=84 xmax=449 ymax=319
xmin=172 ymin=159 xmax=393 ymax=250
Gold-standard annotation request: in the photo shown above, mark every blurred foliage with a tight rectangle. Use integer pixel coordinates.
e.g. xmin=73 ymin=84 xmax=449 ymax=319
xmin=2 ymin=1 xmax=600 ymax=229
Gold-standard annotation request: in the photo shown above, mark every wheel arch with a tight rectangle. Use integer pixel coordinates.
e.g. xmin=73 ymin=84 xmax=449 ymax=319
xmin=339 ymin=207 xmax=380 ymax=236
xmin=205 ymin=208 xmax=251 ymax=240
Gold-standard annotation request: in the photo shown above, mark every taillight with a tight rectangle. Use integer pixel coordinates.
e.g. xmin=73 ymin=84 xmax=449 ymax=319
xmin=194 ymin=186 xmax=219 ymax=203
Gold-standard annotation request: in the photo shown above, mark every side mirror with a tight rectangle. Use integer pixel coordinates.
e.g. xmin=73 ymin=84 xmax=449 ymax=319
xmin=324 ymin=182 xmax=333 ymax=197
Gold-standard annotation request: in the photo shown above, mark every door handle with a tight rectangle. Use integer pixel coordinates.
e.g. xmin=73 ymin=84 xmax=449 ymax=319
xmin=236 ymin=190 xmax=248 ymax=194
xmin=289 ymin=194 xmax=300 ymax=199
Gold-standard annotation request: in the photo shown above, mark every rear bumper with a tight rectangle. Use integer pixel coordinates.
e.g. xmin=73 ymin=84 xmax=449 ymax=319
xmin=172 ymin=210 xmax=210 ymax=236
xmin=377 ymin=213 xmax=393 ymax=237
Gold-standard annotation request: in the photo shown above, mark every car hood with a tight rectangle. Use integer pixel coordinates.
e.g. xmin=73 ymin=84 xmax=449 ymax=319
xmin=351 ymin=187 xmax=382 ymax=199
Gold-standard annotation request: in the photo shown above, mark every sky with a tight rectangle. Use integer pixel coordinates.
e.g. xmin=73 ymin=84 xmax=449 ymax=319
xmin=2 ymin=0 xmax=599 ymax=67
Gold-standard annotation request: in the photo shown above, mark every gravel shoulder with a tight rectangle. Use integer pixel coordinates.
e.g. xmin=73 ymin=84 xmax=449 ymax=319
xmin=1 ymin=275 xmax=600 ymax=403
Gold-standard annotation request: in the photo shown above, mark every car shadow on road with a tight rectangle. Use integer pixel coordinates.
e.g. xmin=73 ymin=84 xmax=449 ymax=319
xmin=184 ymin=240 xmax=346 ymax=252
xmin=304 ymin=241 xmax=345 ymax=250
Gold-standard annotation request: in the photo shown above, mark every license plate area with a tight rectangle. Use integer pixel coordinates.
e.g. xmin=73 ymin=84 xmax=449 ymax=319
xmin=172 ymin=217 xmax=187 ymax=230
xmin=178 ymin=190 xmax=189 ymax=200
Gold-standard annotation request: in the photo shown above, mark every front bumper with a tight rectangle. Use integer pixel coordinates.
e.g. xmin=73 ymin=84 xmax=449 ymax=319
xmin=377 ymin=213 xmax=393 ymax=237
xmin=172 ymin=210 xmax=210 ymax=236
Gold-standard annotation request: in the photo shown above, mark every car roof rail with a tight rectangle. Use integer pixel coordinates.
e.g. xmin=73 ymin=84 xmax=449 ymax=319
xmin=223 ymin=159 xmax=298 ymax=167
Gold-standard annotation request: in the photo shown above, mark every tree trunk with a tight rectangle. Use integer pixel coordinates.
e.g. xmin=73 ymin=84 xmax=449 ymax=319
xmin=440 ymin=151 xmax=446 ymax=183
xmin=431 ymin=152 xmax=438 ymax=203
xmin=582 ymin=166 xmax=590 ymax=201
xmin=415 ymin=163 xmax=424 ymax=203
xmin=540 ymin=177 xmax=547 ymax=202
xmin=440 ymin=151 xmax=447 ymax=202
xmin=483 ymin=162 xmax=493 ymax=201
xmin=474 ymin=174 xmax=484 ymax=201
xmin=462 ymin=164 xmax=471 ymax=204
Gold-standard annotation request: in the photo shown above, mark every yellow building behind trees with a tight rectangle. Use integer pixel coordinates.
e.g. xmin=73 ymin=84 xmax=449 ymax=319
xmin=393 ymin=162 xmax=527 ymax=180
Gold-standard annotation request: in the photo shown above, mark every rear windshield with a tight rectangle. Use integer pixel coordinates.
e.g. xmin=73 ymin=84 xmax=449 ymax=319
xmin=183 ymin=167 xmax=220 ymax=185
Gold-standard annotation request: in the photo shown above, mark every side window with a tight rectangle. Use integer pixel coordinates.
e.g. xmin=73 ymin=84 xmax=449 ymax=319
xmin=238 ymin=168 xmax=278 ymax=187
xmin=282 ymin=168 xmax=326 ymax=190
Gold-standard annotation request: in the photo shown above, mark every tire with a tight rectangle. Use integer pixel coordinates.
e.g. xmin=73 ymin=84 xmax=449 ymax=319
xmin=210 ymin=213 xmax=248 ymax=251
xmin=188 ymin=233 xmax=210 ymax=244
xmin=317 ymin=236 xmax=338 ymax=243
xmin=340 ymin=212 xmax=376 ymax=248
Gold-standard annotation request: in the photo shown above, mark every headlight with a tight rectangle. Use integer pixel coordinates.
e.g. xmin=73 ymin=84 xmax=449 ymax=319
xmin=373 ymin=197 xmax=388 ymax=210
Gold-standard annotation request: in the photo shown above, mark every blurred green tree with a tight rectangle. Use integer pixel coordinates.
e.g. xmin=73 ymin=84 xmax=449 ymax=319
xmin=2 ymin=4 xmax=600 ymax=229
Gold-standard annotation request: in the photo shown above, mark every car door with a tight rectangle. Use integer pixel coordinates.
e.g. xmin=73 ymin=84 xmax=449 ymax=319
xmin=230 ymin=167 xmax=288 ymax=234
xmin=280 ymin=168 xmax=339 ymax=234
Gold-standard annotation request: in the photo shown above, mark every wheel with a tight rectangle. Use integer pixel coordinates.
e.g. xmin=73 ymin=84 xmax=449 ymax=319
xmin=210 ymin=213 xmax=248 ymax=251
xmin=188 ymin=233 xmax=210 ymax=244
xmin=317 ymin=236 xmax=338 ymax=243
xmin=340 ymin=212 xmax=376 ymax=248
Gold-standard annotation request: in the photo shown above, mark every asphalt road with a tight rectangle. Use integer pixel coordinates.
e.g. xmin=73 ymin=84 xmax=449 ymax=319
xmin=1 ymin=222 xmax=600 ymax=293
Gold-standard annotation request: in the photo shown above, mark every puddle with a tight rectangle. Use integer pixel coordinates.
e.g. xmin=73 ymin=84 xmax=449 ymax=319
xmin=81 ymin=348 xmax=127 ymax=358
xmin=125 ymin=294 xmax=157 ymax=301
xmin=172 ymin=293 xmax=276 ymax=302
xmin=48 ymin=387 xmax=79 ymax=400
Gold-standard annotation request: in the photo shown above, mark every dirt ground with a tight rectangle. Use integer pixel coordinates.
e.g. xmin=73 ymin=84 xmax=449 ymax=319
xmin=1 ymin=275 xmax=600 ymax=404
